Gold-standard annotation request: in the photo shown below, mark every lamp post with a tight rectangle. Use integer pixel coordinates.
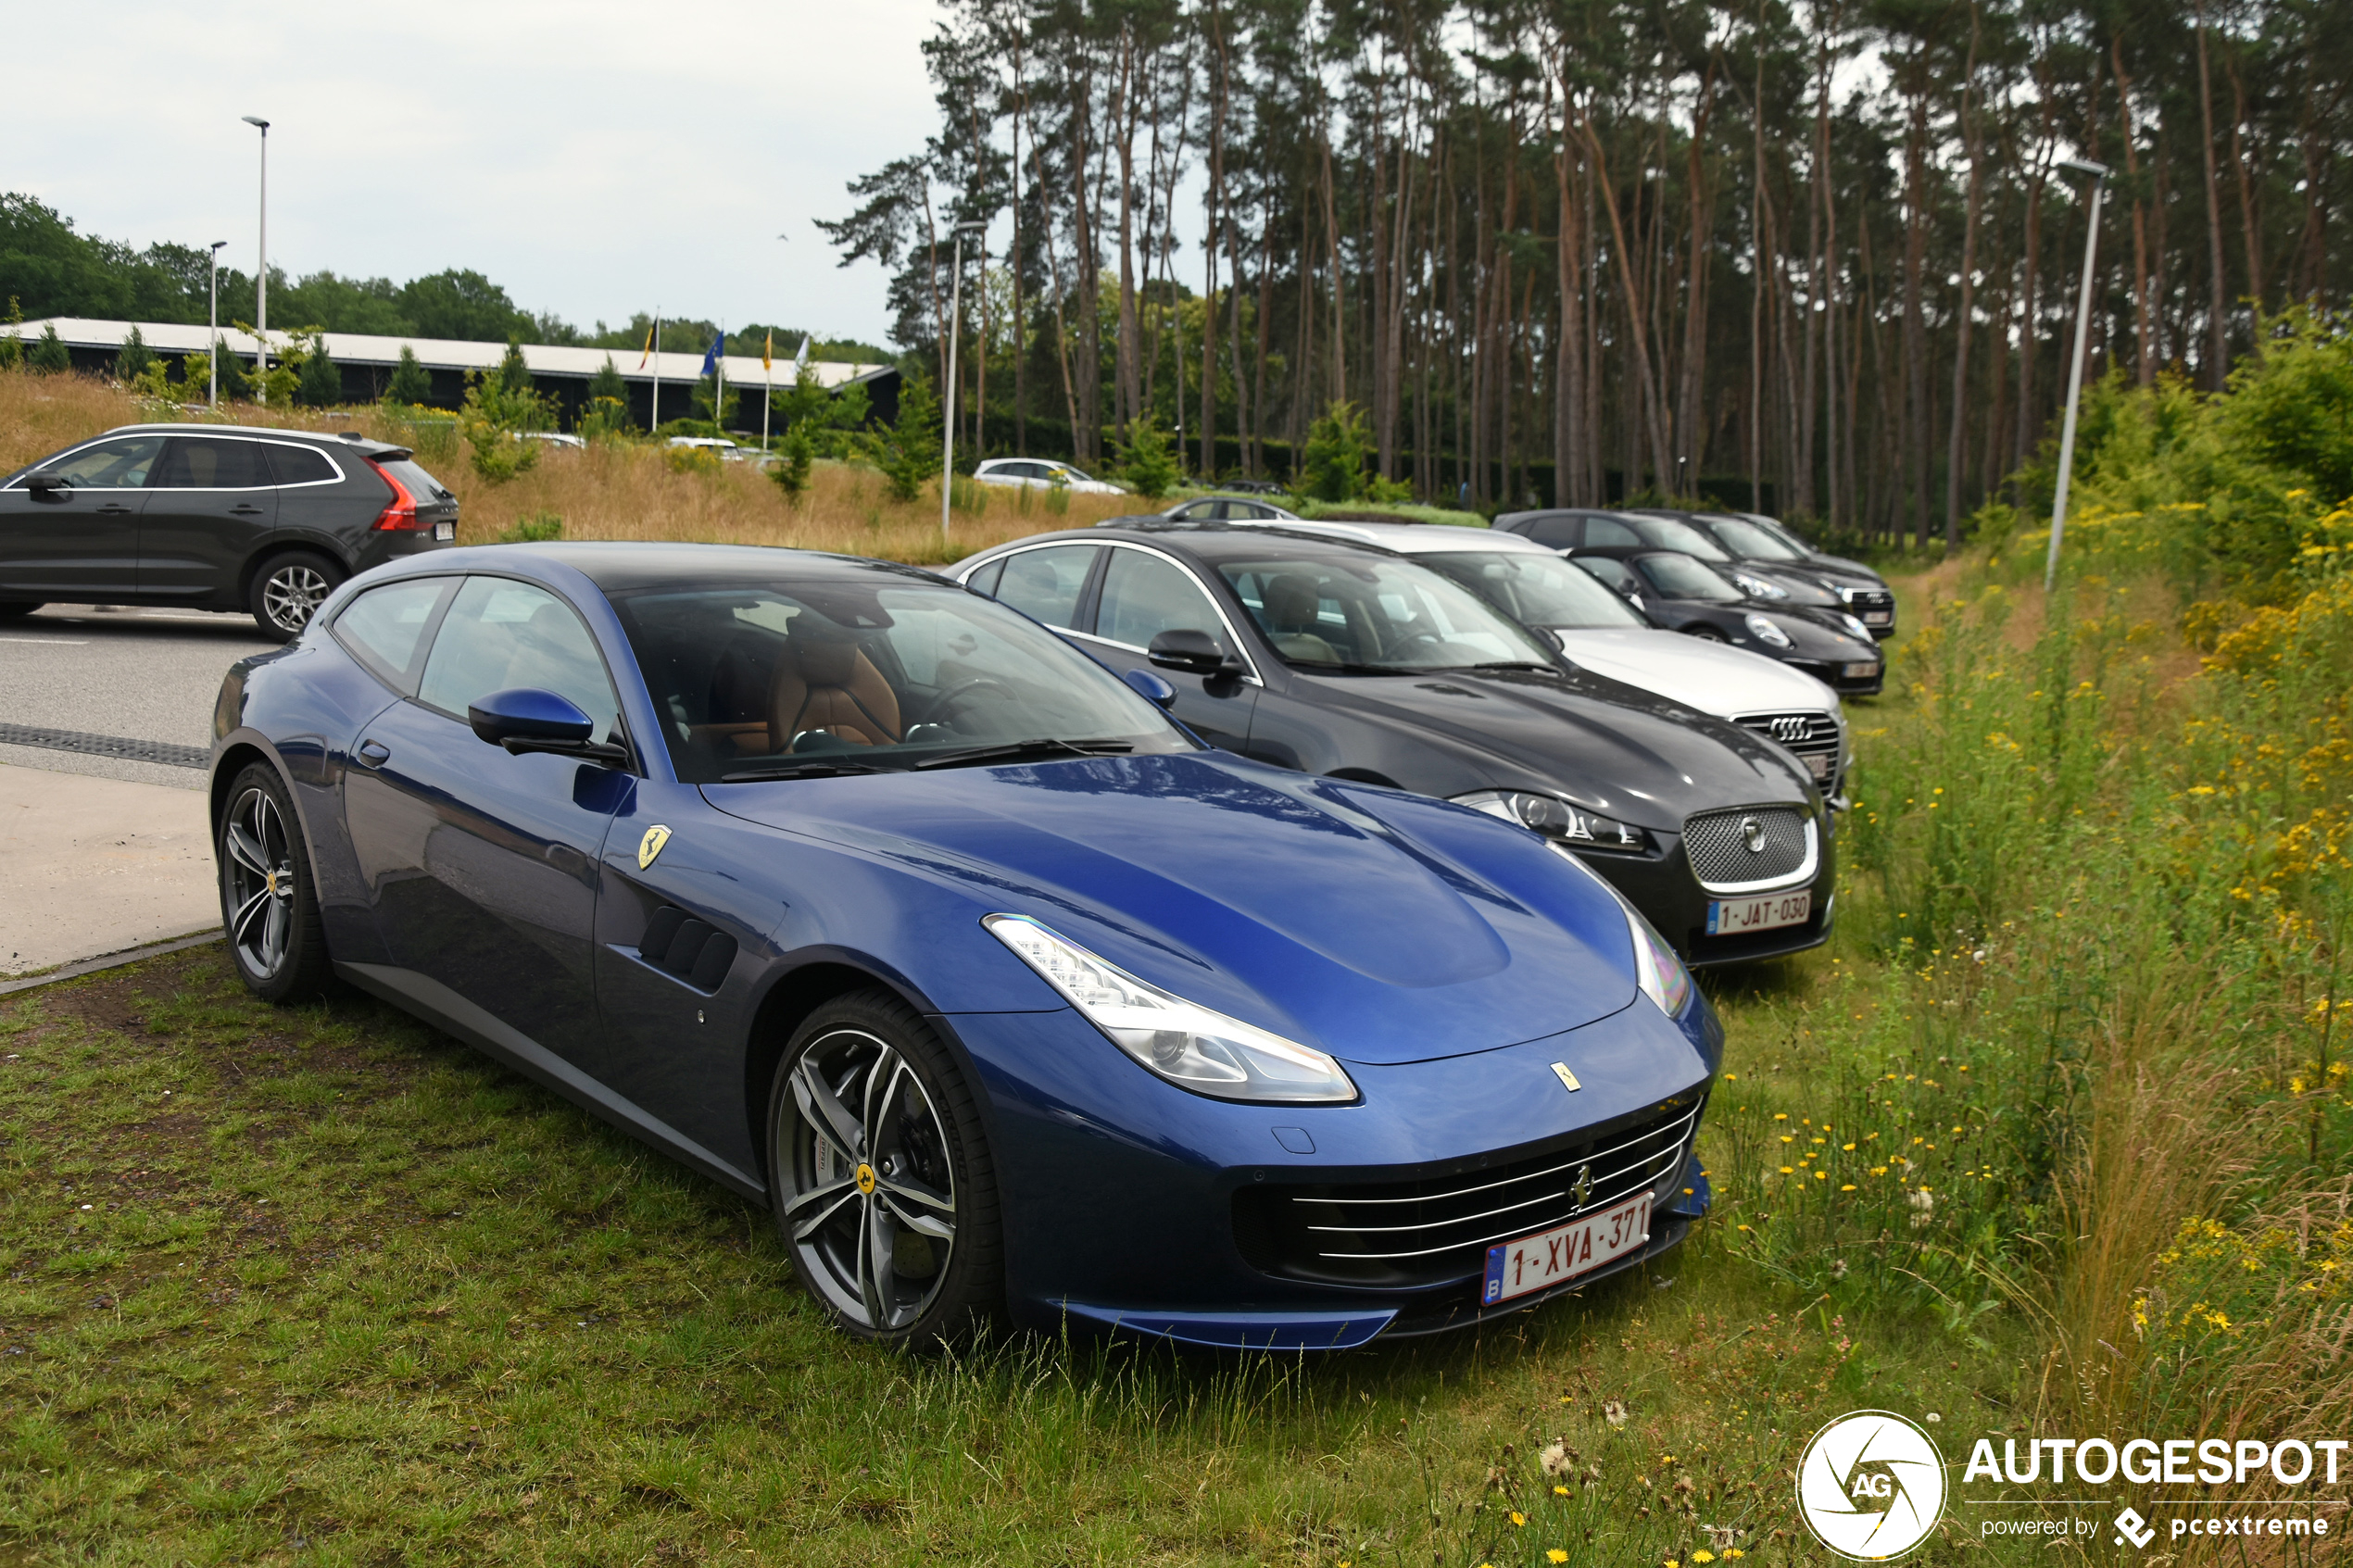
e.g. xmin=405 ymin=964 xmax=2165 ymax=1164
xmin=2045 ymin=156 xmax=2110 ymax=593
xmin=941 ymin=220 xmax=985 ymax=541
xmin=207 ymin=241 xmax=227 ymax=408
xmin=241 ymin=116 xmax=270 ymax=401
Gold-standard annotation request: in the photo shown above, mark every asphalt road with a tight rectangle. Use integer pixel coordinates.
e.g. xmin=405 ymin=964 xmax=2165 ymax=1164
xmin=0 ymin=604 xmax=277 ymax=791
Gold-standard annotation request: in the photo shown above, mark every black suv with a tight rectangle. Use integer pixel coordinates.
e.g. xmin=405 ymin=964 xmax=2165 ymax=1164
xmin=0 ymin=424 xmax=458 ymax=641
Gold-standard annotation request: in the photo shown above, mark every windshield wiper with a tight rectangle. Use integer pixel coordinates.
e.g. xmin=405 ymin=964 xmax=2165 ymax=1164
xmin=1297 ymin=660 xmax=1426 ymax=675
xmin=720 ymin=759 xmax=899 ymax=782
xmin=1452 ymin=660 xmax=1560 ymax=673
xmin=911 ymin=738 xmax=1135 ymax=771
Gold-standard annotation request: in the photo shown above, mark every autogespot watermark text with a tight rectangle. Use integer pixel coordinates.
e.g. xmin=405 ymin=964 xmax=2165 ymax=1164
xmin=1959 ymin=1436 xmax=2343 ymax=1548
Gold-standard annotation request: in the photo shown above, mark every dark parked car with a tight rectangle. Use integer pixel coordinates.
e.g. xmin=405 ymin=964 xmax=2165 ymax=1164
xmin=953 ymin=522 xmax=1837 ymax=965
xmin=0 ymin=423 xmax=457 ymax=640
xmin=1493 ymin=507 xmax=1840 ymax=610
xmin=1569 ymin=551 xmax=1883 ymax=696
xmin=212 ymin=540 xmax=1721 ymax=1348
xmin=1627 ymin=509 xmax=1896 ymax=640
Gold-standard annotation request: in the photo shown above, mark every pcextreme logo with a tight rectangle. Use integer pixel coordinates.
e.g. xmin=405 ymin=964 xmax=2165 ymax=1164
xmin=1795 ymin=1411 xmax=1948 ymax=1560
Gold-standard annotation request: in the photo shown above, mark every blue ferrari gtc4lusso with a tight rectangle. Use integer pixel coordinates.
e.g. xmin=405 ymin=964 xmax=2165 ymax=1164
xmin=208 ymin=543 xmax=1722 ymax=1349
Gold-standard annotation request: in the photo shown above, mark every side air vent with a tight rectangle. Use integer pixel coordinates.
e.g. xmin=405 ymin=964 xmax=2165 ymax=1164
xmin=637 ymin=906 xmax=738 ymax=992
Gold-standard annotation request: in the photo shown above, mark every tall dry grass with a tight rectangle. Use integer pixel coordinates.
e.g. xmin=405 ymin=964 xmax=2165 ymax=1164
xmin=0 ymin=373 xmax=1137 ymax=565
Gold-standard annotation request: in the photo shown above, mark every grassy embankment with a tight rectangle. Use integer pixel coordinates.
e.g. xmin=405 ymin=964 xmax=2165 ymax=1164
xmin=2 ymin=345 xmax=2347 ymax=1563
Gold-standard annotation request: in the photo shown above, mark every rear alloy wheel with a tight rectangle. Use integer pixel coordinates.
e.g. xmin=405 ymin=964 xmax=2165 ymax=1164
xmin=249 ymin=552 xmax=342 ymax=643
xmin=768 ymin=992 xmax=1001 ymax=1348
xmin=217 ymin=763 xmax=333 ymax=1001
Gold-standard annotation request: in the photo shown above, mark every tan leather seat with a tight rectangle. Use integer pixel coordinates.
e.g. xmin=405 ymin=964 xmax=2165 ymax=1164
xmin=770 ymin=636 xmax=901 ymax=748
xmin=1263 ymin=573 xmax=1340 ymax=664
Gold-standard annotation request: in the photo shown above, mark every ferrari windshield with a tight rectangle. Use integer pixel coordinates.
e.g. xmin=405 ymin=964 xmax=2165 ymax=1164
xmin=1419 ymin=551 xmax=1648 ymax=630
xmin=1217 ymin=554 xmax=1559 ymax=671
xmin=1708 ymin=517 xmax=1806 ymax=561
xmin=1637 ymin=554 xmax=1748 ymax=602
xmin=606 ymin=578 xmax=1192 ymax=783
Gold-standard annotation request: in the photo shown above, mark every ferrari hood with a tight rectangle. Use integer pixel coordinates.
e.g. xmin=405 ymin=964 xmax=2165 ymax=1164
xmin=705 ymin=751 xmax=1643 ymax=1065
xmin=1550 ymin=628 xmax=1841 ymax=719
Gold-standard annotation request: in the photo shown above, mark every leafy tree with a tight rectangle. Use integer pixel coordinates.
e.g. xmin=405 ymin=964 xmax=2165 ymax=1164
xmin=1119 ymin=414 xmax=1180 ymax=499
xmin=769 ymin=420 xmax=816 ymax=502
xmin=862 ymin=374 xmax=939 ymax=502
xmin=385 ymin=345 xmax=432 ymax=405
xmin=457 ymin=364 xmax=554 ymax=483
xmin=398 ymin=270 xmax=530 ymax=342
xmin=113 ymin=323 xmax=151 ymax=382
xmin=1301 ymin=401 xmax=1371 ymax=503
xmin=28 ymin=320 xmax=69 ymax=373
xmin=297 ymin=335 xmax=343 ymax=407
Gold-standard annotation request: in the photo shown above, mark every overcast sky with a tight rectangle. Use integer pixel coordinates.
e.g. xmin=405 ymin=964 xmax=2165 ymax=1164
xmin=9 ymin=0 xmax=938 ymax=345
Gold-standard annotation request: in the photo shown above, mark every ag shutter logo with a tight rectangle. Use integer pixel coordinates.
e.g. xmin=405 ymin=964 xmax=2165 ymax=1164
xmin=1796 ymin=1411 xmax=1948 ymax=1560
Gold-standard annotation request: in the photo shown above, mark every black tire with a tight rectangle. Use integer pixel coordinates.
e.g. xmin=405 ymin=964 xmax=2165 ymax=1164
xmin=0 ymin=602 xmax=42 ymax=619
xmin=765 ymin=990 xmax=1003 ymax=1348
xmin=1683 ymin=625 xmax=1730 ymax=643
xmin=217 ymin=763 xmax=334 ymax=1001
xmin=248 ymin=551 xmax=343 ymax=643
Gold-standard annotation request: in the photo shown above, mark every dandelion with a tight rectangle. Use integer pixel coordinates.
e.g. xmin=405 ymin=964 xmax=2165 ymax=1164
xmin=1780 ymin=1166 xmax=1794 ymax=1174
xmin=1549 ymin=1553 xmax=1569 ymax=1564
xmin=1841 ymin=1184 xmax=1857 ymax=1192
xmin=1510 ymin=1511 xmax=1528 ymax=1527
xmin=1816 ymin=1171 xmax=1828 ymax=1180
xmin=1773 ymin=1112 xmax=1787 ymax=1121
xmin=1693 ymin=1554 xmax=1717 ymax=1564
xmin=1554 ymin=1485 xmax=1571 ymax=1496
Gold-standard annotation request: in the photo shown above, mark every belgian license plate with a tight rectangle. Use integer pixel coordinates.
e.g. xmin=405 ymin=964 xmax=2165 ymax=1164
xmin=1483 ymin=1192 xmax=1653 ymax=1305
xmin=1707 ymin=888 xmax=1812 ymax=935
xmin=1843 ymin=661 xmax=1880 ymax=679
xmin=1803 ymin=753 xmax=1832 ymax=783
xmin=433 ymin=521 xmax=457 ymax=542
xmin=1863 ymin=610 xmax=1893 ymax=625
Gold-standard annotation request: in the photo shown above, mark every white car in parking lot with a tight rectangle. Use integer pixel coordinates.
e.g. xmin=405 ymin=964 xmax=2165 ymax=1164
xmin=972 ymin=458 xmax=1130 ymax=495
xmin=1220 ymin=515 xmax=1853 ymax=795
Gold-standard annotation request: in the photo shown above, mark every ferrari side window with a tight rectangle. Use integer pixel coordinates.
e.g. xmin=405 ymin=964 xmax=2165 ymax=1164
xmin=331 ymin=576 xmax=456 ymax=694
xmin=988 ymin=544 xmax=1098 ymax=631
xmin=1096 ymin=548 xmax=1224 ymax=651
xmin=418 ymin=578 xmax=623 ymax=743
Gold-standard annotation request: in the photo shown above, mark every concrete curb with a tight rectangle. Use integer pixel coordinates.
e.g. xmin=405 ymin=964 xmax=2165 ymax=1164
xmin=0 ymin=931 xmax=224 ymax=997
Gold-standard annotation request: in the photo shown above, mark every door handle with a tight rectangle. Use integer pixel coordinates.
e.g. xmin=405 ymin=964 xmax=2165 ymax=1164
xmin=356 ymin=739 xmax=391 ymax=767
xmin=95 ymin=504 xmax=133 ymax=516
xmin=229 ymin=504 xmax=266 ymax=516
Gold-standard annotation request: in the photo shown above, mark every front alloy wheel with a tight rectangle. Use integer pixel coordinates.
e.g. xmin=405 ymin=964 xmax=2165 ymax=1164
xmin=770 ymin=994 xmax=1000 ymax=1345
xmin=216 ymin=763 xmax=332 ymax=1000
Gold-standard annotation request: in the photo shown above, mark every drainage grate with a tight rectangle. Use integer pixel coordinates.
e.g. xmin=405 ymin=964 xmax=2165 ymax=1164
xmin=0 ymin=724 xmax=208 ymax=770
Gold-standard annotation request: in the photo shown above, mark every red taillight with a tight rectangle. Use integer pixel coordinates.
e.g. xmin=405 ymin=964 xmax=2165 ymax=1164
xmin=366 ymin=458 xmax=425 ymax=531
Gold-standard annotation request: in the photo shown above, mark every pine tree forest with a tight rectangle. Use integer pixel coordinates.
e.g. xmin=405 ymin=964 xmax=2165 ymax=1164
xmin=821 ymin=0 xmax=2353 ymax=542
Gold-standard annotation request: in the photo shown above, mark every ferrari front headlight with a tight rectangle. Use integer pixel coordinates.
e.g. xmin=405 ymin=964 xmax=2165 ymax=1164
xmin=983 ymin=914 xmax=1357 ymax=1103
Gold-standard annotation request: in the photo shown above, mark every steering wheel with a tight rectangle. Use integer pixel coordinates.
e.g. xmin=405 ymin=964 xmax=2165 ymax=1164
xmin=913 ymin=678 xmax=1020 ymax=727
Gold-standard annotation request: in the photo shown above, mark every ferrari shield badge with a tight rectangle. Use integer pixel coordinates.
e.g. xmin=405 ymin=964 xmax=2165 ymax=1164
xmin=636 ymin=824 xmax=673 ymax=870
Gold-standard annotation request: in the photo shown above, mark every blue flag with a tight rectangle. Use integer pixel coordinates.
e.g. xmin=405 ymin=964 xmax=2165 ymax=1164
xmin=700 ymin=332 xmax=724 ymax=377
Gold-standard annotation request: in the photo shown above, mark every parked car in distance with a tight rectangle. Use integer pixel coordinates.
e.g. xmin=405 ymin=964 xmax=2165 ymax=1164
xmin=1218 ymin=516 xmax=1853 ymax=796
xmin=522 ymin=432 xmax=586 ymax=452
xmin=663 ymin=435 xmax=746 ymax=461
xmin=1495 ymin=508 xmax=1833 ymax=608
xmin=211 ymin=539 xmax=1720 ymax=1349
xmin=1628 ymin=508 xmax=1896 ymax=640
xmin=1570 ymin=551 xmax=1883 ymax=696
xmin=0 ymin=423 xmax=457 ymax=641
xmin=1097 ymin=495 xmax=1303 ymax=527
xmin=972 ymin=457 xmax=1131 ymax=496
xmin=1218 ymin=479 xmax=1291 ymax=496
xmin=953 ymin=521 xmax=1837 ymax=965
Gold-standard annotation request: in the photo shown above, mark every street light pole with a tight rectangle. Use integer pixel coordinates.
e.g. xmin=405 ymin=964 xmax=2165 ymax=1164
xmin=941 ymin=221 xmax=985 ymax=542
xmin=208 ymin=241 xmax=227 ymax=408
xmin=2045 ymin=157 xmax=2109 ymax=593
xmin=241 ymin=117 xmax=271 ymax=401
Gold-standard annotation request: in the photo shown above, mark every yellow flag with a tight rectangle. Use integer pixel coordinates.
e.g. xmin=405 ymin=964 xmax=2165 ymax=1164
xmin=762 ymin=330 xmax=773 ymax=371
xmin=637 ymin=324 xmax=654 ymax=369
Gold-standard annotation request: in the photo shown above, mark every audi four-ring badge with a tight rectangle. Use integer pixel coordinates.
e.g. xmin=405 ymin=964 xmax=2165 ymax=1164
xmin=208 ymin=543 xmax=1720 ymax=1349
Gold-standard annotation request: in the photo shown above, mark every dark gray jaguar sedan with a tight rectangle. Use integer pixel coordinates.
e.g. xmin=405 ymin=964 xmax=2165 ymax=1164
xmin=0 ymin=422 xmax=458 ymax=641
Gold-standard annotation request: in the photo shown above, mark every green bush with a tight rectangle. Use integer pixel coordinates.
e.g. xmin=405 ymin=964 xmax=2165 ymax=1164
xmin=458 ymin=359 xmax=557 ymax=483
xmin=768 ymin=422 xmax=814 ymax=502
xmin=497 ymin=511 xmax=563 ymax=544
xmin=860 ymin=374 xmax=939 ymax=503
xmin=113 ymin=324 xmax=151 ymax=383
xmin=663 ymin=445 xmax=723 ymax=478
xmin=1300 ymin=399 xmax=1371 ymax=502
xmin=0 ymin=296 xmax=21 ymax=370
xmin=385 ymin=345 xmax=432 ymax=406
xmin=296 ymin=338 xmax=342 ymax=408
xmin=578 ymin=395 xmax=634 ymax=445
xmin=28 ymin=320 xmax=69 ymax=373
xmin=1118 ymin=415 xmax=1180 ymax=500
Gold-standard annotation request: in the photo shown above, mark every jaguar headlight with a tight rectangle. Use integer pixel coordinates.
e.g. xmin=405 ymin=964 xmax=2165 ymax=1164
xmin=983 ymin=914 xmax=1357 ymax=1103
xmin=1455 ymin=788 xmax=1655 ymax=854
xmin=1732 ymin=571 xmax=1790 ymax=600
xmin=1743 ymin=613 xmax=1794 ymax=649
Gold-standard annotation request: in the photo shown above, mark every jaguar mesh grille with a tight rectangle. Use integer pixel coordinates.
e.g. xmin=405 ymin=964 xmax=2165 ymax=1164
xmin=1681 ymin=807 xmax=1812 ymax=888
xmin=1231 ymin=1100 xmax=1701 ymax=1287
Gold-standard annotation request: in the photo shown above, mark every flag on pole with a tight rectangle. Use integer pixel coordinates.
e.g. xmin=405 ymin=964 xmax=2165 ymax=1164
xmin=637 ymin=323 xmax=655 ymax=369
xmin=762 ymin=332 xmax=774 ymax=372
xmin=700 ymin=332 xmax=724 ymax=378
xmin=795 ymin=335 xmax=811 ymax=370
